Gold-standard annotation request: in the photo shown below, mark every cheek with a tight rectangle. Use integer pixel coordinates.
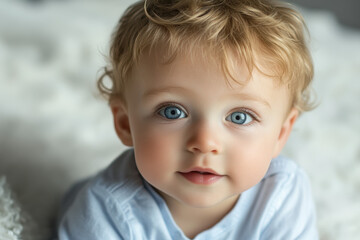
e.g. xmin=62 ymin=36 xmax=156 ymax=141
xmin=226 ymin=132 xmax=277 ymax=190
xmin=131 ymin=123 xmax=181 ymax=183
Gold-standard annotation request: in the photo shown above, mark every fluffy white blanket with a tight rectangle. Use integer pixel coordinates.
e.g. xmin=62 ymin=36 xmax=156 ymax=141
xmin=0 ymin=176 xmax=40 ymax=240
xmin=0 ymin=176 xmax=23 ymax=240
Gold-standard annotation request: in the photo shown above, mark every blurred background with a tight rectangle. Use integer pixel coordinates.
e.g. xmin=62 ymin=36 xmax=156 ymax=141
xmin=0 ymin=0 xmax=359 ymax=239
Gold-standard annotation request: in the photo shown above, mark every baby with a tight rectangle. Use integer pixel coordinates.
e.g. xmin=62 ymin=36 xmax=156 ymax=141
xmin=57 ymin=0 xmax=318 ymax=239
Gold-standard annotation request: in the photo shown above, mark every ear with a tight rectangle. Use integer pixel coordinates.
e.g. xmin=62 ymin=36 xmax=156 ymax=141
xmin=272 ymin=108 xmax=299 ymax=158
xmin=110 ymin=101 xmax=133 ymax=147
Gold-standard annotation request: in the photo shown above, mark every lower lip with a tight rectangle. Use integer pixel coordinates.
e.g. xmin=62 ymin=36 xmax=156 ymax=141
xmin=179 ymin=172 xmax=223 ymax=185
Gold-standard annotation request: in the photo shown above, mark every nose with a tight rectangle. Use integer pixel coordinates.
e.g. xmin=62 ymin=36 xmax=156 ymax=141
xmin=186 ymin=120 xmax=222 ymax=155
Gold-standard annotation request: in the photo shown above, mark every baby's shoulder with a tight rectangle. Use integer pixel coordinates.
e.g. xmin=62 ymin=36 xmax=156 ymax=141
xmin=245 ymin=156 xmax=318 ymax=239
xmin=264 ymin=155 xmax=306 ymax=181
xmin=258 ymin=155 xmax=313 ymax=210
xmin=251 ymin=155 xmax=313 ymax=210
xmin=57 ymin=149 xmax=143 ymax=239
xmin=61 ymin=149 xmax=143 ymax=215
xmin=90 ymin=149 xmax=143 ymax=204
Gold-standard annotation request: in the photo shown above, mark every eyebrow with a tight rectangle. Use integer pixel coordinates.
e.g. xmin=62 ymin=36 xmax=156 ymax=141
xmin=228 ymin=93 xmax=271 ymax=109
xmin=143 ymin=86 xmax=271 ymax=109
xmin=143 ymin=86 xmax=190 ymax=99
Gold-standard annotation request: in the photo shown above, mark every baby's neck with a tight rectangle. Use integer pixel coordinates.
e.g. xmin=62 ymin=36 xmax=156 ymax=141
xmin=165 ymin=195 xmax=240 ymax=239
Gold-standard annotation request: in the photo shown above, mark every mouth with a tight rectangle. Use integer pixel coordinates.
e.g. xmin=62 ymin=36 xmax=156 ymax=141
xmin=178 ymin=167 xmax=223 ymax=185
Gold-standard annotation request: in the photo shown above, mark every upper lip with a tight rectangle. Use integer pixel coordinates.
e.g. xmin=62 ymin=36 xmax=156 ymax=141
xmin=179 ymin=167 xmax=222 ymax=175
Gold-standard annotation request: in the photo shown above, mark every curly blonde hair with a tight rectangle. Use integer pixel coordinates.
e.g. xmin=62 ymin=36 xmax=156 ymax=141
xmin=98 ymin=0 xmax=315 ymax=112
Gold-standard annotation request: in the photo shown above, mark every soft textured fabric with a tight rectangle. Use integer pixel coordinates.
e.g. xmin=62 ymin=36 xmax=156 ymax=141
xmin=57 ymin=149 xmax=318 ymax=240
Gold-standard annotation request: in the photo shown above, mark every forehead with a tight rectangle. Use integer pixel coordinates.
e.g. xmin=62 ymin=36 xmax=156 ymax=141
xmin=133 ymin=44 xmax=283 ymax=89
xmin=135 ymin=40 xmax=284 ymax=86
xmin=134 ymin=45 xmax=247 ymax=86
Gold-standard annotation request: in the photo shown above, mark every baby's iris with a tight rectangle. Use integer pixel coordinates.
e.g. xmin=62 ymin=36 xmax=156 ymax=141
xmin=227 ymin=111 xmax=253 ymax=125
xmin=159 ymin=106 xmax=187 ymax=119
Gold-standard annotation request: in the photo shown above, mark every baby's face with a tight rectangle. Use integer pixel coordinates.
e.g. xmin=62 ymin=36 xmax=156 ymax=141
xmin=114 ymin=49 xmax=297 ymax=209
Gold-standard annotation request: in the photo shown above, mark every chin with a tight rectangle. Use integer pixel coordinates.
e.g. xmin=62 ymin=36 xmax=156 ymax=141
xmin=178 ymin=194 xmax=228 ymax=209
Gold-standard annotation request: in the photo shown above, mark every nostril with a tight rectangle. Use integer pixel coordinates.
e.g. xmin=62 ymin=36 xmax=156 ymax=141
xmin=189 ymin=146 xmax=201 ymax=153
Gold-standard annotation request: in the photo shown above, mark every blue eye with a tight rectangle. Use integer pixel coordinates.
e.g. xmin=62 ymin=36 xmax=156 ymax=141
xmin=226 ymin=111 xmax=253 ymax=125
xmin=158 ymin=105 xmax=187 ymax=119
